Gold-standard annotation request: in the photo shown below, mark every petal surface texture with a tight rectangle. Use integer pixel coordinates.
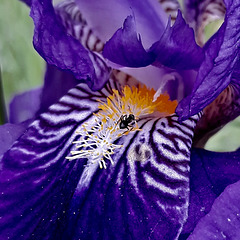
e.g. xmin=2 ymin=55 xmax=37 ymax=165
xmin=30 ymin=0 xmax=110 ymax=90
xmin=180 ymin=148 xmax=240 ymax=238
xmin=102 ymin=16 xmax=154 ymax=67
xmin=75 ymin=0 xmax=167 ymax=48
xmin=0 ymin=122 xmax=30 ymax=157
xmin=188 ymin=167 xmax=240 ymax=239
xmin=39 ymin=64 xmax=79 ymax=114
xmin=150 ymin=11 xmax=204 ymax=70
xmin=9 ymin=87 xmax=42 ymax=124
xmin=177 ymin=0 xmax=240 ymax=120
xmin=0 ymin=78 xmax=199 ymax=240
xmin=103 ymin=11 xmax=204 ymax=70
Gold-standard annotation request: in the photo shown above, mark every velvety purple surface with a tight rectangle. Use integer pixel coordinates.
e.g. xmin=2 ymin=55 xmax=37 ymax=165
xmin=0 ymin=121 xmax=30 ymax=157
xmin=103 ymin=11 xmax=203 ymax=70
xmin=0 ymin=79 xmax=199 ymax=240
xmin=39 ymin=64 xmax=79 ymax=114
xmin=181 ymin=148 xmax=240 ymax=239
xmin=150 ymin=11 xmax=204 ymax=70
xmin=177 ymin=0 xmax=240 ymax=120
xmin=30 ymin=0 xmax=110 ymax=91
xmin=9 ymin=87 xmax=42 ymax=124
xmin=102 ymin=16 xmax=154 ymax=67
xmin=188 ymin=176 xmax=240 ymax=239
xmin=76 ymin=0 xmax=167 ymax=48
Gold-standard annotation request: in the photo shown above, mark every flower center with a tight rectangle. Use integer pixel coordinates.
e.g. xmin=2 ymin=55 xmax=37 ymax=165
xmin=66 ymin=84 xmax=177 ymax=168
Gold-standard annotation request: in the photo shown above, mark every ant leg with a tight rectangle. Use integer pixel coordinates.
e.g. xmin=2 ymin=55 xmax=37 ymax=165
xmin=114 ymin=115 xmax=123 ymax=129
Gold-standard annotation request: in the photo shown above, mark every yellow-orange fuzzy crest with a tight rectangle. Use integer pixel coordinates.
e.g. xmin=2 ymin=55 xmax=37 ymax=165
xmin=97 ymin=85 xmax=177 ymax=121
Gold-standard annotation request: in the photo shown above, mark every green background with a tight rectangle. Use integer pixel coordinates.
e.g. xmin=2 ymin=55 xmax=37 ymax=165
xmin=0 ymin=0 xmax=239 ymax=152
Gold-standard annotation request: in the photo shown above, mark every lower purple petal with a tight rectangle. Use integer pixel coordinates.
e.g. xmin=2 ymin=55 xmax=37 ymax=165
xmin=180 ymin=148 xmax=240 ymax=238
xmin=0 ymin=80 xmax=107 ymax=239
xmin=188 ymin=178 xmax=240 ymax=239
xmin=61 ymin=114 xmax=199 ymax=240
xmin=0 ymin=78 xmax=200 ymax=239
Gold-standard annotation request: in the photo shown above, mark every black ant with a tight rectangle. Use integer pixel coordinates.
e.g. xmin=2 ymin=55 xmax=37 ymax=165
xmin=118 ymin=114 xmax=136 ymax=131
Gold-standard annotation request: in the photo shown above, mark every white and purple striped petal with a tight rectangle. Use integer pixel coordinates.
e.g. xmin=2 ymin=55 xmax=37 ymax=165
xmin=0 ymin=78 xmax=200 ymax=239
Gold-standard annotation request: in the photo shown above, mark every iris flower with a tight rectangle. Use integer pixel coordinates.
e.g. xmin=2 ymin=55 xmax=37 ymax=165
xmin=1 ymin=0 xmax=240 ymax=239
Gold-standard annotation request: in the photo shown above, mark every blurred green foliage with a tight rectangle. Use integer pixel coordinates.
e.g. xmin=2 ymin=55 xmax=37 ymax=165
xmin=205 ymin=116 xmax=240 ymax=152
xmin=0 ymin=0 xmax=44 ymax=106
xmin=0 ymin=0 xmax=239 ymax=151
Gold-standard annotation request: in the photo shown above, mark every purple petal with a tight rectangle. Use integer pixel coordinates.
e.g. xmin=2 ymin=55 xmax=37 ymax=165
xmin=180 ymin=148 xmax=240 ymax=238
xmin=0 ymin=77 xmax=200 ymax=239
xmin=103 ymin=16 xmax=154 ymax=68
xmin=76 ymin=0 xmax=167 ymax=48
xmin=19 ymin=0 xmax=31 ymax=7
xmin=188 ymin=174 xmax=240 ymax=239
xmin=39 ymin=64 xmax=79 ymax=114
xmin=62 ymin=114 xmax=199 ymax=240
xmin=103 ymin=11 xmax=203 ymax=71
xmin=177 ymin=0 xmax=240 ymax=120
xmin=0 ymin=122 xmax=30 ymax=157
xmin=150 ymin=11 xmax=204 ymax=70
xmin=120 ymin=66 xmax=197 ymax=101
xmin=0 ymin=80 xmax=105 ymax=239
xmin=30 ymin=0 xmax=110 ymax=90
xmin=9 ymin=87 xmax=42 ymax=124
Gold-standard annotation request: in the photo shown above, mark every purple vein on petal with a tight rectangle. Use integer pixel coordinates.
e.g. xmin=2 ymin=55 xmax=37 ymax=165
xmin=0 ymin=76 xmax=201 ymax=239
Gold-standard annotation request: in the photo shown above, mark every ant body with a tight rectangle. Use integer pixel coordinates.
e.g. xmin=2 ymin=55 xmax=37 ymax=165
xmin=118 ymin=114 xmax=136 ymax=131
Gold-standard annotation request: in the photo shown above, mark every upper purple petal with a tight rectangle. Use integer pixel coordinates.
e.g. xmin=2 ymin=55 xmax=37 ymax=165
xmin=150 ymin=11 xmax=204 ymax=70
xmin=103 ymin=16 xmax=154 ymax=67
xmin=103 ymin=10 xmax=203 ymax=71
xmin=76 ymin=0 xmax=167 ymax=48
xmin=30 ymin=0 xmax=110 ymax=90
xmin=177 ymin=0 xmax=240 ymax=120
